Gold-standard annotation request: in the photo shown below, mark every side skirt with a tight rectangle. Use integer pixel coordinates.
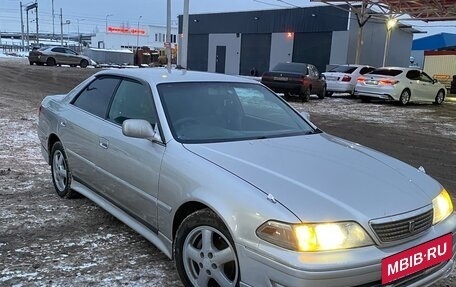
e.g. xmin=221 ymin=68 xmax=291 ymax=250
xmin=71 ymin=180 xmax=173 ymax=258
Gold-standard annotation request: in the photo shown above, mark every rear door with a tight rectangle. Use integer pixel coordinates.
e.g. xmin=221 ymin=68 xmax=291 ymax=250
xmin=61 ymin=76 xmax=120 ymax=186
xmin=405 ymin=70 xmax=422 ymax=100
xmin=419 ymin=72 xmax=438 ymax=102
xmin=51 ymin=47 xmax=67 ymax=64
xmin=65 ymin=48 xmax=80 ymax=65
xmin=308 ymin=65 xmax=324 ymax=93
xmin=94 ymin=78 xmax=165 ymax=229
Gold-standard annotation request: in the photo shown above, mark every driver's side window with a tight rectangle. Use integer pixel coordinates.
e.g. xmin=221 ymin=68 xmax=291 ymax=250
xmin=108 ymin=79 xmax=157 ymax=125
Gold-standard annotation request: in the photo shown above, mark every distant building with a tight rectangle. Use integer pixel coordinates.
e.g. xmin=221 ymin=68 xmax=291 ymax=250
xmin=91 ymin=24 xmax=178 ymax=51
xmin=178 ymin=6 xmax=418 ymax=75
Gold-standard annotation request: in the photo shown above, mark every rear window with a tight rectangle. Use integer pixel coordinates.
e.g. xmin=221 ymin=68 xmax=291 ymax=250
xmin=329 ymin=65 xmax=357 ymax=74
xmin=369 ymin=69 xmax=403 ymax=76
xmin=272 ymin=63 xmax=307 ymax=74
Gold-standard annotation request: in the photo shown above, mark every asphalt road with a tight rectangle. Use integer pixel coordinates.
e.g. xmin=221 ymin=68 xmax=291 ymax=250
xmin=0 ymin=57 xmax=455 ymax=286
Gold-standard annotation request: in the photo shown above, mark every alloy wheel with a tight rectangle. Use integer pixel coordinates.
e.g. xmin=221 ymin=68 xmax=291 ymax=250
xmin=52 ymin=150 xmax=68 ymax=192
xmin=183 ymin=226 xmax=238 ymax=287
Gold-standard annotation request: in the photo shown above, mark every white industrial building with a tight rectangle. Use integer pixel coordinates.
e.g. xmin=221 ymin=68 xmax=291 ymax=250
xmin=91 ymin=24 xmax=178 ymax=51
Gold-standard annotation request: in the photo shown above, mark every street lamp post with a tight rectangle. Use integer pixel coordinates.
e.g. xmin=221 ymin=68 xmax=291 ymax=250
xmin=105 ymin=14 xmax=113 ymax=33
xmin=136 ymin=15 xmax=142 ymax=49
xmin=77 ymin=19 xmax=85 ymax=51
xmin=382 ymin=18 xmax=397 ymax=67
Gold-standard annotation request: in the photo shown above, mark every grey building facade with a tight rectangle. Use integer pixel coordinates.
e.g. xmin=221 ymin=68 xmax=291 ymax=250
xmin=179 ymin=6 xmax=414 ymax=75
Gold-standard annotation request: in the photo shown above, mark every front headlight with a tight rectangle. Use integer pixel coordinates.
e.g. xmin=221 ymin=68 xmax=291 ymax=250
xmin=433 ymin=189 xmax=453 ymax=225
xmin=256 ymin=221 xmax=373 ymax=252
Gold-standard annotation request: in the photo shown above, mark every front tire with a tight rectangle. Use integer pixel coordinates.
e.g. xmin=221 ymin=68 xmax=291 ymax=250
xmin=80 ymin=59 xmax=89 ymax=68
xmin=174 ymin=209 xmax=240 ymax=287
xmin=50 ymin=142 xmax=76 ymax=198
xmin=434 ymin=89 xmax=445 ymax=105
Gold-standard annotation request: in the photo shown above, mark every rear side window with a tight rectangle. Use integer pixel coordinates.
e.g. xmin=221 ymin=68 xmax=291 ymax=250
xmin=370 ymin=69 xmax=403 ymax=76
xmin=51 ymin=47 xmax=65 ymax=53
xmin=406 ymin=70 xmax=420 ymax=80
xmin=359 ymin=67 xmax=375 ymax=75
xmin=72 ymin=77 xmax=120 ymax=118
xmin=329 ymin=66 xmax=357 ymax=74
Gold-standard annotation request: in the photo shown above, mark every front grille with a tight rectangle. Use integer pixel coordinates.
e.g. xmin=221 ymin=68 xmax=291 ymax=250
xmin=371 ymin=209 xmax=433 ymax=243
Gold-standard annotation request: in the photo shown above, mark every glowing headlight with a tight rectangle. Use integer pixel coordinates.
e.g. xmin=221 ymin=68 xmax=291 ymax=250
xmin=433 ymin=189 xmax=453 ymax=225
xmin=257 ymin=221 xmax=373 ymax=252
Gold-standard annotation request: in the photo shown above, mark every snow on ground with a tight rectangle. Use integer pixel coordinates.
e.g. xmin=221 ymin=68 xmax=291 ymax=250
xmin=291 ymin=95 xmax=456 ymax=139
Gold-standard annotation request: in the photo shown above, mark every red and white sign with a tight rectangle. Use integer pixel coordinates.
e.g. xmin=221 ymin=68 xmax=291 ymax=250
xmin=107 ymin=26 xmax=147 ymax=36
xmin=382 ymin=233 xmax=453 ymax=285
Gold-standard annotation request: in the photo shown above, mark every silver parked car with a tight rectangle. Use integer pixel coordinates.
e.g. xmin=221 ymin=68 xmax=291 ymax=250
xmin=323 ymin=64 xmax=375 ymax=96
xmin=38 ymin=69 xmax=455 ymax=287
xmin=354 ymin=67 xmax=446 ymax=105
xmin=28 ymin=46 xmax=93 ymax=68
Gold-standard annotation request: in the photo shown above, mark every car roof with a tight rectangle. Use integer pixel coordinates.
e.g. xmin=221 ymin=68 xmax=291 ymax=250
xmin=94 ymin=68 xmax=259 ymax=85
xmin=376 ymin=67 xmax=421 ymax=72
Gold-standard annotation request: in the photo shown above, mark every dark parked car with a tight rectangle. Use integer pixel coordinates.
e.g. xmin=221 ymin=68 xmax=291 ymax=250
xmin=261 ymin=62 xmax=327 ymax=101
xmin=28 ymin=46 xmax=93 ymax=68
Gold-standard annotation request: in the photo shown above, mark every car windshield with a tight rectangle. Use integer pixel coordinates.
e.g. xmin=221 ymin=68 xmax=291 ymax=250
xmin=368 ymin=69 xmax=403 ymax=76
xmin=157 ymin=82 xmax=316 ymax=143
xmin=329 ymin=65 xmax=357 ymax=74
xmin=272 ymin=63 xmax=307 ymax=74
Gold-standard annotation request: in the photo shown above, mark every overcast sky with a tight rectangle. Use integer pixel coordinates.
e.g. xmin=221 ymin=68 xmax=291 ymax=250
xmin=0 ymin=0 xmax=455 ymax=38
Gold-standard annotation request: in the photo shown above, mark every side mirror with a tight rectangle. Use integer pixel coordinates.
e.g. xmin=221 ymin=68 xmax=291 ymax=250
xmin=122 ymin=119 xmax=162 ymax=143
xmin=319 ymin=74 xmax=326 ymax=80
xmin=300 ymin=111 xmax=310 ymax=121
xmin=432 ymin=79 xmax=438 ymax=84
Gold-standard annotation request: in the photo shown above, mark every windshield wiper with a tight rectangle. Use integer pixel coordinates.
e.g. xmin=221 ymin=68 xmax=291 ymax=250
xmin=305 ymin=128 xmax=323 ymax=135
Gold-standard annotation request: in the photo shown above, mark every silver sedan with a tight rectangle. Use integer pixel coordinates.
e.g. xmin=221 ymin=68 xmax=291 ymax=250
xmin=37 ymin=68 xmax=456 ymax=287
xmin=355 ymin=67 xmax=447 ymax=105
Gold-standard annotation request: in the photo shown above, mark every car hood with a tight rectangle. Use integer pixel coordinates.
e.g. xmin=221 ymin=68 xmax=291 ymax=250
xmin=184 ymin=134 xmax=441 ymax=222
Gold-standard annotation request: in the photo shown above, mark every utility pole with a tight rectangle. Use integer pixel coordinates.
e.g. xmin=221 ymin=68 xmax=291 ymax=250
xmin=35 ymin=3 xmax=39 ymax=45
xmin=26 ymin=9 xmax=29 ymax=48
xmin=181 ymin=0 xmax=189 ymax=69
xmin=20 ymin=2 xmax=25 ymax=50
xmin=52 ymin=0 xmax=55 ymax=39
xmin=166 ymin=0 xmax=171 ymax=69
xmin=60 ymin=8 xmax=63 ymax=46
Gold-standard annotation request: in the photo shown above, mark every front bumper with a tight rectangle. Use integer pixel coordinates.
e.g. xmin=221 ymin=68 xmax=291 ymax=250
xmin=238 ymin=213 xmax=456 ymax=287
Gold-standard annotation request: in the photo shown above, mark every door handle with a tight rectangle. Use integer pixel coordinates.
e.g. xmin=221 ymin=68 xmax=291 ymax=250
xmin=99 ymin=138 xmax=109 ymax=149
xmin=60 ymin=121 xmax=66 ymax=127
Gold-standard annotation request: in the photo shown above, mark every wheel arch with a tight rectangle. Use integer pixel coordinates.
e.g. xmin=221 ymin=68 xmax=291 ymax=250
xmin=172 ymin=201 xmax=210 ymax=239
xmin=47 ymin=133 xmax=61 ymax=163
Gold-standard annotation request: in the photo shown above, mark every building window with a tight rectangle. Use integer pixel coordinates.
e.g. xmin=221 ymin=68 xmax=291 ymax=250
xmin=155 ymin=33 xmax=158 ymax=42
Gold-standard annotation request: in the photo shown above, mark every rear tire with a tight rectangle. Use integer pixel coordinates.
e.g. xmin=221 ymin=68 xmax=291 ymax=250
xmin=399 ymin=89 xmax=411 ymax=106
xmin=318 ymin=86 xmax=326 ymax=99
xmin=434 ymin=89 xmax=445 ymax=105
xmin=326 ymin=91 xmax=333 ymax=97
xmin=174 ymin=209 xmax=240 ymax=287
xmin=300 ymin=89 xmax=311 ymax=102
xmin=29 ymin=61 xmax=34 ymax=65
xmin=46 ymin=57 xmax=56 ymax=66
xmin=50 ymin=142 xmax=77 ymax=199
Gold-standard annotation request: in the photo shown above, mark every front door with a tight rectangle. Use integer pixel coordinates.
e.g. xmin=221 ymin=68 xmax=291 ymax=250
xmin=216 ymin=46 xmax=226 ymax=74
